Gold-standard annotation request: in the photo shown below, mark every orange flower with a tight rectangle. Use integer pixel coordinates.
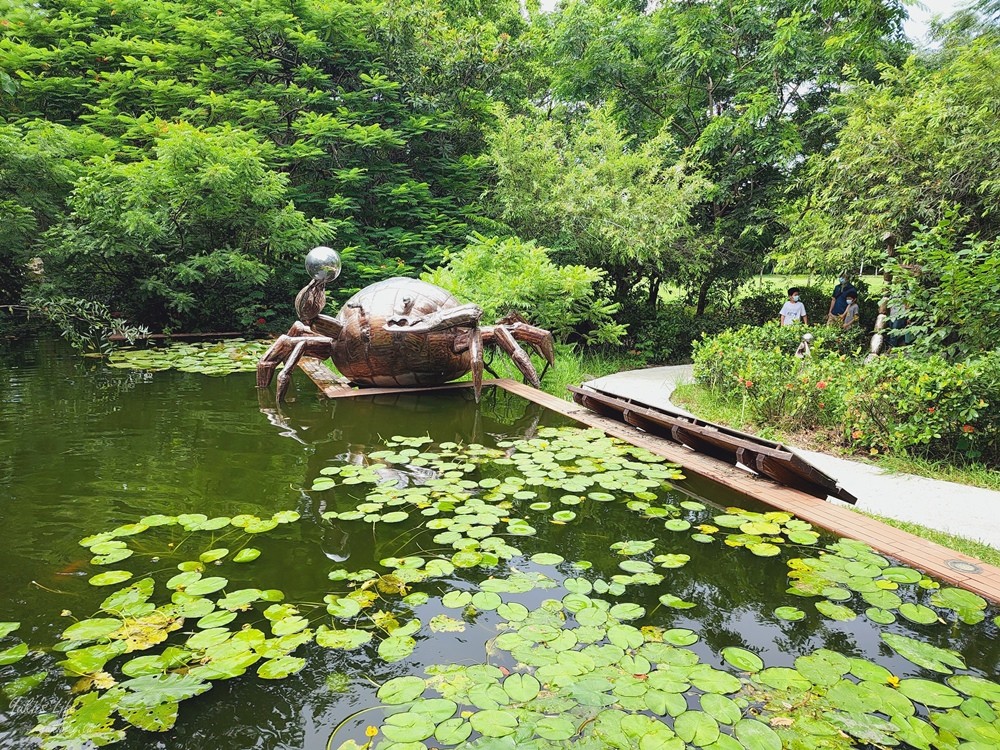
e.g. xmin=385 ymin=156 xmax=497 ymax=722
xmin=851 ymin=430 xmax=863 ymax=439
xmin=961 ymin=424 xmax=975 ymax=434
xmin=927 ymin=407 xmax=935 ymax=413
xmin=816 ymin=381 xmax=828 ymax=390
xmin=744 ymin=380 xmax=754 ymax=388
xmin=818 ymin=402 xmax=825 ymax=409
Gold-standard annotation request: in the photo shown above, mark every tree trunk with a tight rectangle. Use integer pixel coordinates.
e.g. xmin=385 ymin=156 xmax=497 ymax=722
xmin=647 ymin=276 xmax=661 ymax=310
xmin=695 ymin=277 xmax=712 ymax=316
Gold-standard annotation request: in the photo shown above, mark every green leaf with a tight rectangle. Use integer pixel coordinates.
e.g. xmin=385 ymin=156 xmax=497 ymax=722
xmin=897 ymin=678 xmax=964 ymax=708
xmin=674 ymin=710 xmax=720 ymax=746
xmin=378 ymin=635 xmax=416 ymax=663
xmin=882 ymin=633 xmax=965 ymax=674
xmin=470 ymin=709 xmax=519 ymax=737
xmin=183 ymin=577 xmax=229 ymax=596
xmin=503 ymin=673 xmax=540 ymax=702
xmin=815 ymin=601 xmax=856 ymax=621
xmin=0 ymin=642 xmax=29 ymax=666
xmin=89 ymin=570 xmax=133 ymax=586
xmin=734 ymin=718 xmax=782 ymax=750
xmin=258 ymin=656 xmax=306 ymax=679
xmin=721 ymin=647 xmax=763 ymax=673
xmin=0 ymin=622 xmax=20 ymax=638
xmin=773 ymin=606 xmax=805 ymax=621
xmin=233 ymin=548 xmax=261 ymax=563
xmin=383 ymin=712 xmax=436 ymax=743
xmin=898 ymin=603 xmax=939 ymax=625
xmin=62 ymin=618 xmax=122 ymax=642
xmin=378 ymin=675 xmax=426 ymax=704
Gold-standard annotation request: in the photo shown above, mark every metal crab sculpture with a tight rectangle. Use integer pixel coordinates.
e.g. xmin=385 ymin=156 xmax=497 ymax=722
xmin=257 ymin=248 xmax=555 ymax=402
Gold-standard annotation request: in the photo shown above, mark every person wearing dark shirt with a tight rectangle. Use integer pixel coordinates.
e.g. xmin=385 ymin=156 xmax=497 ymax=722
xmin=827 ymin=272 xmax=858 ymax=324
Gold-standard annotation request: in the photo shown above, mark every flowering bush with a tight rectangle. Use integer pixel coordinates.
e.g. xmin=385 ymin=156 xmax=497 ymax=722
xmin=840 ymin=352 xmax=1000 ymax=461
xmin=693 ymin=324 xmax=1000 ymax=462
xmin=692 ymin=323 xmax=852 ymax=428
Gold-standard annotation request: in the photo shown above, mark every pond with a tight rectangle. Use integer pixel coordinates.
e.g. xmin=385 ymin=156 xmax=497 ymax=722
xmin=1 ymin=338 xmax=999 ymax=750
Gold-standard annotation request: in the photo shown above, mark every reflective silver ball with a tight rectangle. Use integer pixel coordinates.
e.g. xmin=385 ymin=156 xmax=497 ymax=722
xmin=305 ymin=246 xmax=342 ymax=282
xmin=802 ymin=333 xmax=814 ymax=342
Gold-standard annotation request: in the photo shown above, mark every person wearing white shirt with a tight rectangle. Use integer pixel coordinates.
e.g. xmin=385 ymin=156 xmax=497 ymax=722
xmin=779 ymin=288 xmax=809 ymax=326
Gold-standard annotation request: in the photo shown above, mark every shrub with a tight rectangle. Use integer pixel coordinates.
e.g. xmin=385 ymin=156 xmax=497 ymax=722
xmin=423 ymin=233 xmax=625 ymax=345
xmin=693 ymin=324 xmax=1000 ymax=462
xmin=633 ymin=302 xmax=740 ymax=365
xmin=841 ymin=352 xmax=1000 ymax=462
xmin=691 ymin=323 xmax=850 ymax=428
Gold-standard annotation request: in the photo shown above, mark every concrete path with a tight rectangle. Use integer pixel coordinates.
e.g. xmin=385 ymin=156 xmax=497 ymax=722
xmin=582 ymin=365 xmax=1000 ymax=550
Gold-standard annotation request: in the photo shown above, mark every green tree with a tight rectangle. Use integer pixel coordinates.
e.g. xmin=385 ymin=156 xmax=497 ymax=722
xmin=780 ymin=35 xmax=1000 ymax=272
xmin=1 ymin=0 xmax=531 ymax=328
xmin=486 ymin=107 xmax=710 ymax=310
xmin=41 ymin=123 xmax=330 ymax=330
xmin=539 ymin=0 xmax=909 ymax=311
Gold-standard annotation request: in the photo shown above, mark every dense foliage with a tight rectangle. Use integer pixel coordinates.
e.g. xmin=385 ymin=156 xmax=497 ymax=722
xmin=693 ymin=325 xmax=1000 ymax=463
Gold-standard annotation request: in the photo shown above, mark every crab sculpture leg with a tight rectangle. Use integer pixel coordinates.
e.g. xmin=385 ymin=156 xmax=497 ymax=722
xmin=480 ymin=314 xmax=555 ymax=389
xmin=257 ymin=276 xmax=343 ymax=402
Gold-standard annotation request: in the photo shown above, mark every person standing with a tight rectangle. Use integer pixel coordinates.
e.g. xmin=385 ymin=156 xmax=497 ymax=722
xmin=841 ymin=293 xmax=860 ymax=329
xmin=780 ymin=288 xmax=808 ymax=326
xmin=827 ymin=272 xmax=858 ymax=324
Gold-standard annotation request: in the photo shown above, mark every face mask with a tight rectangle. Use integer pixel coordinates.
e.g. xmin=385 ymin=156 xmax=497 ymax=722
xmin=792 ymin=295 xmax=800 ymax=302
xmin=847 ymin=299 xmax=855 ymax=305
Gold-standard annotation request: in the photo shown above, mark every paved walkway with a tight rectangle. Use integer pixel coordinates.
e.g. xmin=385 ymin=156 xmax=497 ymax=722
xmin=583 ymin=365 xmax=1000 ymax=550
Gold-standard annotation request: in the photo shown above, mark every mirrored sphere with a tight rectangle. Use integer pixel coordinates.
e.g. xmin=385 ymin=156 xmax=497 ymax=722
xmin=305 ymin=246 xmax=342 ymax=282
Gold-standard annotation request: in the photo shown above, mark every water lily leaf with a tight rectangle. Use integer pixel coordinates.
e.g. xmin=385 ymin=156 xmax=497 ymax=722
xmin=721 ymin=647 xmax=763 ymax=673
xmin=897 ymin=602 xmax=940 ymax=625
xmin=89 ymin=570 xmax=133 ymax=586
xmin=272 ymin=615 xmax=309 ymax=637
xmin=609 ymin=603 xmax=645 ymax=621
xmin=881 ymin=567 xmax=922 ymax=584
xmin=199 ymin=548 xmax=229 ymax=564
xmin=619 ymin=560 xmax=654 ymax=574
xmin=120 ymin=647 xmax=192 ymax=678
xmin=658 ymin=594 xmax=696 ymax=609
xmin=470 ymin=709 xmax=519 ymax=737
xmin=689 ymin=665 xmax=742 ymax=694
xmin=257 ymin=656 xmax=305 ymax=679
xmin=756 ymin=667 xmax=811 ymax=692
xmin=947 ymin=675 xmax=1000 ymax=702
xmin=655 ymin=554 xmax=690 ymax=568
xmin=312 ymin=627 xmax=370 ymax=652
xmin=815 ymin=601 xmax=856 ymax=621
xmin=773 ymin=606 xmax=805 ymax=621
xmin=824 ymin=712 xmax=900 ymax=746
xmin=664 ymin=519 xmax=691 ymax=532
xmin=183 ymin=577 xmax=228 ymax=596
xmin=62 ymin=618 xmax=122 ymax=643
xmin=787 ymin=530 xmax=820 ymax=545
xmin=197 ymin=610 xmax=237 ymax=629
xmin=897 ymin=678 xmax=963 ymax=708
xmin=734 ymin=718 xmax=782 ymax=750
xmin=700 ymin=693 xmax=741 ymax=725
xmin=530 ymin=553 xmax=564 ymax=565
xmin=91 ymin=548 xmax=134 ymax=565
xmin=326 ymin=598 xmax=362 ymax=618
xmin=0 ymin=642 xmax=29 ymax=665
xmin=272 ymin=510 xmax=300 ymax=523
xmin=534 ymin=716 xmax=577 ymax=740
xmin=674 ymin=710 xmax=720 ymax=746
xmin=503 ymin=673 xmax=540 ymax=702
xmin=434 ymin=717 xmax=473 ymax=744
xmin=378 ymin=635 xmax=416 ymax=663
xmin=865 ymin=607 xmax=896 ymax=625
xmin=0 ymin=622 xmax=20 ymax=638
xmin=552 ymin=510 xmax=577 ymax=522
xmin=119 ymin=673 xmax=212 ymax=704
xmin=882 ymin=633 xmax=965 ymax=674
xmin=663 ymin=629 xmax=699 ymax=646
xmin=377 ymin=675 xmax=426 ymax=704
xmin=244 ymin=518 xmax=278 ymax=534
xmin=747 ymin=542 xmax=781 ymax=557
xmin=429 ymin=614 xmax=465 ymax=633
xmin=442 ymin=591 xmax=473 ymax=608
xmin=471 ymin=592 xmax=502 ymax=610
xmin=2 ymin=670 xmax=47 ymax=699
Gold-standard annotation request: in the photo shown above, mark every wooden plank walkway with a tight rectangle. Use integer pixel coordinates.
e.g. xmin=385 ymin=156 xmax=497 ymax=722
xmin=295 ymin=360 xmax=1000 ymax=603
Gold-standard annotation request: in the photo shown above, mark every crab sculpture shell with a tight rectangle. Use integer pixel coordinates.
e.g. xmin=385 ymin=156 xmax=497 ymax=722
xmin=257 ymin=270 xmax=554 ymax=403
xmin=328 ymin=278 xmax=476 ymax=387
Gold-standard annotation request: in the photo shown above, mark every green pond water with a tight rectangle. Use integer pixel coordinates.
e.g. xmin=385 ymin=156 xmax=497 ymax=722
xmin=1 ymin=338 xmax=999 ymax=750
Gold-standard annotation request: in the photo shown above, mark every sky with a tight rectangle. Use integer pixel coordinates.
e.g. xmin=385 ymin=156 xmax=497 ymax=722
xmin=903 ymin=0 xmax=967 ymax=44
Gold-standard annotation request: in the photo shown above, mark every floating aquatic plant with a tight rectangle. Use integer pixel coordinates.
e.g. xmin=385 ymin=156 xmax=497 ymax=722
xmin=4 ymin=426 xmax=999 ymax=750
xmin=108 ymin=340 xmax=270 ymax=376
